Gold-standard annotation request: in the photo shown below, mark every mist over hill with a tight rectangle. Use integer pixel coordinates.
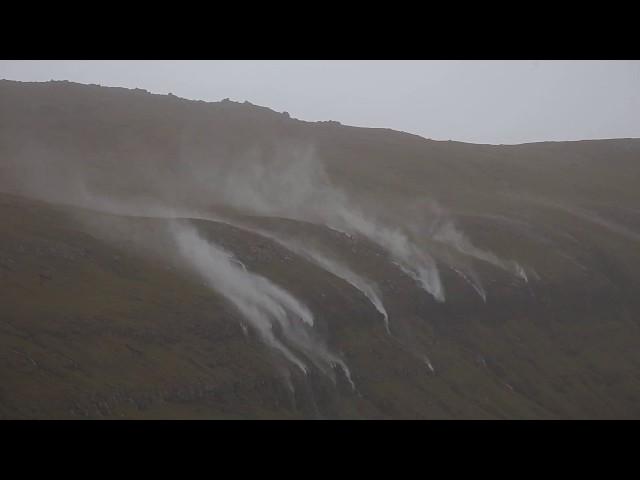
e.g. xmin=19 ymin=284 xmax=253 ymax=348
xmin=1 ymin=79 xmax=640 ymax=418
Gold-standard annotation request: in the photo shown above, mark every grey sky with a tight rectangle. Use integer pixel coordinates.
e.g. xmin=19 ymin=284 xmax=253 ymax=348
xmin=1 ymin=60 xmax=639 ymax=144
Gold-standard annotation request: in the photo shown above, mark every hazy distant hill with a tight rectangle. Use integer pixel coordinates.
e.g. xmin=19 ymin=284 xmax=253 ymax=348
xmin=1 ymin=79 xmax=640 ymax=418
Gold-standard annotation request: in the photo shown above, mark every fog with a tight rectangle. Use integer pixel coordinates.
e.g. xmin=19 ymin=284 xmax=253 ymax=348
xmin=1 ymin=60 xmax=639 ymax=144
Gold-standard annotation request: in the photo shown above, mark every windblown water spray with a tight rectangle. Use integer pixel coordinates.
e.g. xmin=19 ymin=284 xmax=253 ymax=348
xmin=169 ymin=221 xmax=354 ymax=388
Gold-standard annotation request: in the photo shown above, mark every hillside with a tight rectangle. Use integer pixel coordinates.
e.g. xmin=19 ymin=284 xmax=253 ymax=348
xmin=1 ymin=80 xmax=640 ymax=418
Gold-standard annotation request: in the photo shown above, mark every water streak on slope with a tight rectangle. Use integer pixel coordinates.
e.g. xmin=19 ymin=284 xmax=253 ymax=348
xmin=432 ymin=220 xmax=529 ymax=282
xmin=169 ymin=221 xmax=354 ymax=389
xmin=212 ymin=217 xmax=391 ymax=334
xmin=208 ymin=148 xmax=447 ymax=301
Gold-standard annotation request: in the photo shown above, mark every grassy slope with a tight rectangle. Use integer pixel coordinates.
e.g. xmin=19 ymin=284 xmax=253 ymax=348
xmin=1 ymin=80 xmax=640 ymax=418
xmin=2 ymin=193 xmax=640 ymax=418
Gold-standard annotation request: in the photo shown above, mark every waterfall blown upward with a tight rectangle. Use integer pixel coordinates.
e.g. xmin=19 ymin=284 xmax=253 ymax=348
xmin=201 ymin=146 xmax=525 ymax=302
xmin=203 ymin=147 xmax=447 ymax=301
xmin=169 ymin=221 xmax=354 ymax=388
xmin=210 ymin=218 xmax=392 ymax=333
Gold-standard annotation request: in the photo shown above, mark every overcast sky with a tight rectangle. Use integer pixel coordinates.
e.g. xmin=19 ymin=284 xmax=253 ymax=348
xmin=1 ymin=60 xmax=639 ymax=144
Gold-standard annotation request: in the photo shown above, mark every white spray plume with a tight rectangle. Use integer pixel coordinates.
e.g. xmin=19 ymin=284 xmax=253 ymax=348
xmin=330 ymin=207 xmax=446 ymax=301
xmin=169 ymin=221 xmax=354 ymax=388
xmin=298 ymin=248 xmax=390 ymax=334
xmin=429 ymin=217 xmax=528 ymax=282
xmin=205 ymin=145 xmax=446 ymax=301
xmin=213 ymin=219 xmax=392 ymax=334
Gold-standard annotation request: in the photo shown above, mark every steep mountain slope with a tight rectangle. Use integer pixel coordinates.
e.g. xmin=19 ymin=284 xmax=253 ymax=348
xmin=1 ymin=80 xmax=640 ymax=418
